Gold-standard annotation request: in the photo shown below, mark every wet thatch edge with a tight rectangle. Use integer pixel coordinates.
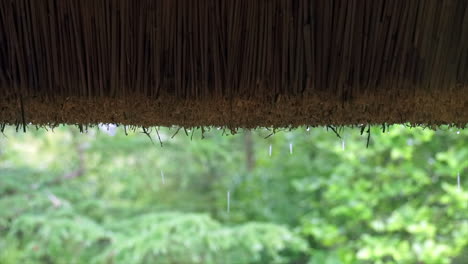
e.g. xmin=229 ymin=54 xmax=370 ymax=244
xmin=1 ymin=88 xmax=467 ymax=131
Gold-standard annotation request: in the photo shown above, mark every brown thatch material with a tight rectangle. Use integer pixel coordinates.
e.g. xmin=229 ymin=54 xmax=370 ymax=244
xmin=1 ymin=0 xmax=468 ymax=128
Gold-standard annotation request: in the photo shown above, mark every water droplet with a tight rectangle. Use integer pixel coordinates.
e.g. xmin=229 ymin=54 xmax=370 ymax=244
xmin=97 ymin=123 xmax=118 ymax=136
xmin=227 ymin=191 xmax=230 ymax=213
xmin=269 ymin=144 xmax=272 ymax=156
xmin=457 ymin=131 xmax=460 ymax=135
xmin=427 ymin=157 xmax=435 ymax=165
xmin=161 ymin=170 xmax=165 ymax=185
xmin=289 ymin=143 xmax=293 ymax=154
xmin=406 ymin=139 xmax=414 ymax=146
xmin=458 ymin=172 xmax=461 ymax=190
xmin=341 ymin=140 xmax=345 ymax=151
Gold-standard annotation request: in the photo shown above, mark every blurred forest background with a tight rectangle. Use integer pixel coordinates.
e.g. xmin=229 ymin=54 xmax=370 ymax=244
xmin=0 ymin=125 xmax=467 ymax=264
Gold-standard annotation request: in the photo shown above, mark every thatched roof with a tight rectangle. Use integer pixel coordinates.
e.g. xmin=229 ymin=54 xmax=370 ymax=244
xmin=1 ymin=0 xmax=467 ymax=128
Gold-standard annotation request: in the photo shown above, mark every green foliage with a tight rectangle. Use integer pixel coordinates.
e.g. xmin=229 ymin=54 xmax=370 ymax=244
xmin=104 ymin=213 xmax=306 ymax=264
xmin=0 ymin=125 xmax=467 ymax=263
xmin=0 ymin=126 xmax=306 ymax=264
xmin=245 ymin=126 xmax=468 ymax=264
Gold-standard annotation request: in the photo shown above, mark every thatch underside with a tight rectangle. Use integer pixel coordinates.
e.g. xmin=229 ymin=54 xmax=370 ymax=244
xmin=1 ymin=91 xmax=467 ymax=128
xmin=1 ymin=0 xmax=468 ymax=127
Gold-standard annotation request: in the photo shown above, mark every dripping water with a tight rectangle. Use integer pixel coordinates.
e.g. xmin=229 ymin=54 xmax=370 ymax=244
xmin=269 ymin=144 xmax=272 ymax=156
xmin=289 ymin=143 xmax=293 ymax=154
xmin=227 ymin=191 xmax=230 ymax=213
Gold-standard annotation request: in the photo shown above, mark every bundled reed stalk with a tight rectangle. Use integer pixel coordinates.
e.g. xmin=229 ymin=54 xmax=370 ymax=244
xmin=0 ymin=0 xmax=467 ymax=128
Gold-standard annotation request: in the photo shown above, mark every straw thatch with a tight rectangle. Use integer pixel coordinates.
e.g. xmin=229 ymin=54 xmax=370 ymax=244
xmin=1 ymin=0 xmax=467 ymax=128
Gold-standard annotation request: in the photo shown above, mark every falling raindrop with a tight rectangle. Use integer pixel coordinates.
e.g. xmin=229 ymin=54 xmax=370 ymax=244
xmin=46 ymin=192 xmax=62 ymax=208
xmin=161 ymin=170 xmax=165 ymax=185
xmin=457 ymin=172 xmax=461 ymax=190
xmin=98 ymin=123 xmax=117 ymax=136
xmin=227 ymin=191 xmax=230 ymax=213
xmin=341 ymin=139 xmax=345 ymax=151
xmin=289 ymin=143 xmax=293 ymax=154
xmin=457 ymin=131 xmax=460 ymax=135
xmin=269 ymin=144 xmax=272 ymax=156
